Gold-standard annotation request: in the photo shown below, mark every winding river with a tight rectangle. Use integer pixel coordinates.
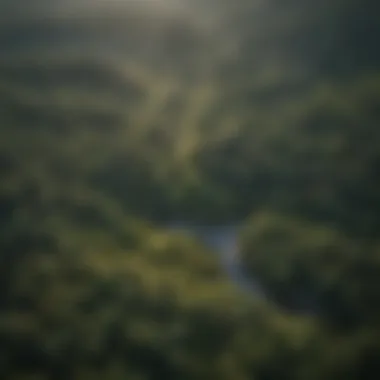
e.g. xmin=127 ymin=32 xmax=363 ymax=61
xmin=166 ymin=222 xmax=320 ymax=314
xmin=166 ymin=222 xmax=266 ymax=296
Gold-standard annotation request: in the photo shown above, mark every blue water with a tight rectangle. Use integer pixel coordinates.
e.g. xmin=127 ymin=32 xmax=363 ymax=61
xmin=166 ymin=222 xmax=265 ymax=296
xmin=166 ymin=222 xmax=321 ymax=314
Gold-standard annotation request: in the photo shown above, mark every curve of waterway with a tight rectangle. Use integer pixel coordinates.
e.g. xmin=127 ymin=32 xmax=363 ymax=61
xmin=166 ymin=222 xmax=266 ymax=297
xmin=165 ymin=222 xmax=321 ymax=314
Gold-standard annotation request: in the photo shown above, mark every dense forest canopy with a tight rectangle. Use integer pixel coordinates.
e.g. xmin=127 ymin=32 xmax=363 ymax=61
xmin=1 ymin=0 xmax=380 ymax=379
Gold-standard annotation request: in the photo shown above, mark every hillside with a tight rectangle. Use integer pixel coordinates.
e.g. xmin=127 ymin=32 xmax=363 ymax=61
xmin=1 ymin=0 xmax=380 ymax=379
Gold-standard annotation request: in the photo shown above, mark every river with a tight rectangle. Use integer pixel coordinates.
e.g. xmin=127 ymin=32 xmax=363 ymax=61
xmin=166 ymin=222 xmax=266 ymax=296
xmin=165 ymin=222 xmax=320 ymax=314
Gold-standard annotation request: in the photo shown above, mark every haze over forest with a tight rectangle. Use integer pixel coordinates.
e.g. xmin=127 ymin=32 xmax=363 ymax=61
xmin=1 ymin=1 xmax=380 ymax=379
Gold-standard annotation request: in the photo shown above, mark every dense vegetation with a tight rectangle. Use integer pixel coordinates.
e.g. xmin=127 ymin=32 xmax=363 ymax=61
xmin=1 ymin=0 xmax=380 ymax=378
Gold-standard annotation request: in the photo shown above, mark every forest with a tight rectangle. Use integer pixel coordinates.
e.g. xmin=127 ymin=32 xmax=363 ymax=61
xmin=1 ymin=0 xmax=380 ymax=379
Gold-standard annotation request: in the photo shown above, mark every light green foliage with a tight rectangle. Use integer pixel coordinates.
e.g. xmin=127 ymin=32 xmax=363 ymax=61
xmin=0 ymin=0 xmax=379 ymax=378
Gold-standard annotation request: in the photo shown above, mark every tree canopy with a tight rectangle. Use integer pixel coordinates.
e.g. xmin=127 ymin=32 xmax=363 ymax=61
xmin=1 ymin=0 xmax=380 ymax=378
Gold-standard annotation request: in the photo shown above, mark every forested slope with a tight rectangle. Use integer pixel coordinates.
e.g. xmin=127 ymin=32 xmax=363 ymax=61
xmin=1 ymin=0 xmax=380 ymax=379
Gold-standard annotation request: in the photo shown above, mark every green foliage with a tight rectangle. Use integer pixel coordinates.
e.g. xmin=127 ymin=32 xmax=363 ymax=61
xmin=240 ymin=213 xmax=380 ymax=328
xmin=0 ymin=0 xmax=380 ymax=378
